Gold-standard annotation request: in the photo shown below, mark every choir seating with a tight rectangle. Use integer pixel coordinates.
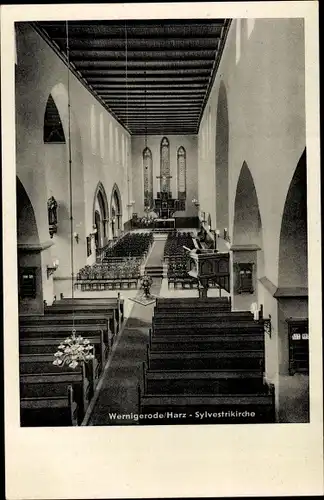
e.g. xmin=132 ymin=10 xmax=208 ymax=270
xmin=139 ymin=297 xmax=274 ymax=424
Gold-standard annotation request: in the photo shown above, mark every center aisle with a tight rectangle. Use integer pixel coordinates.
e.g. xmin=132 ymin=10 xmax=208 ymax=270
xmin=88 ymin=238 xmax=166 ymax=426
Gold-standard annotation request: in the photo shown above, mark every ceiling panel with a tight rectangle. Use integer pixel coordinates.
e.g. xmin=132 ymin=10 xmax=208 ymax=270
xmin=35 ymin=19 xmax=230 ymax=134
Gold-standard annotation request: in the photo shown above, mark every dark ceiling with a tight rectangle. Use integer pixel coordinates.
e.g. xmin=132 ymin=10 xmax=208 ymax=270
xmin=34 ymin=20 xmax=230 ymax=135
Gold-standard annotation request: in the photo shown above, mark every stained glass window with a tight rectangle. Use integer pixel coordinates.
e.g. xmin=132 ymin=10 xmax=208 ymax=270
xmin=160 ymin=137 xmax=170 ymax=193
xmin=177 ymin=146 xmax=186 ymax=204
xmin=143 ymin=147 xmax=153 ymax=208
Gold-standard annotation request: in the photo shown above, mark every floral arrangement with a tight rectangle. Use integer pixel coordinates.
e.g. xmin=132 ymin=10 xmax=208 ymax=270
xmin=53 ymin=331 xmax=95 ymax=369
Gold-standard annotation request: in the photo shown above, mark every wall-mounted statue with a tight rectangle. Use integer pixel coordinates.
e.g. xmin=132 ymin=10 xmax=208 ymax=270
xmin=47 ymin=196 xmax=58 ymax=238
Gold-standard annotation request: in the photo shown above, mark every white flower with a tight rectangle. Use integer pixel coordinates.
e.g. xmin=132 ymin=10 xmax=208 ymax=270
xmin=69 ymin=360 xmax=78 ymax=369
xmin=53 ymin=358 xmax=63 ymax=366
xmin=54 ymin=351 xmax=63 ymax=357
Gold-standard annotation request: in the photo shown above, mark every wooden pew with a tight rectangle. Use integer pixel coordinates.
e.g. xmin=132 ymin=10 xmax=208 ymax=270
xmin=138 ymin=391 xmax=275 ymax=424
xmin=20 ymin=314 xmax=112 ymax=347
xmin=19 ymin=325 xmax=107 ymax=378
xmin=143 ymin=365 xmax=267 ymax=395
xmin=153 ymin=311 xmax=254 ymax=322
xmin=20 ymin=385 xmax=78 ymax=427
xmin=20 ymin=360 xmax=93 ymax=425
xmin=53 ymin=296 xmax=124 ymax=330
xmin=149 ymin=333 xmax=264 ymax=352
xmin=156 ymin=297 xmax=231 ymax=308
xmin=147 ymin=349 xmax=264 ymax=371
xmin=152 ymin=321 xmax=264 ymax=336
xmin=44 ymin=303 xmax=118 ymax=336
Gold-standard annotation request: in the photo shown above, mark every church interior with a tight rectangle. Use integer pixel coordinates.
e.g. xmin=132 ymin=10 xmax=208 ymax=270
xmin=15 ymin=18 xmax=309 ymax=427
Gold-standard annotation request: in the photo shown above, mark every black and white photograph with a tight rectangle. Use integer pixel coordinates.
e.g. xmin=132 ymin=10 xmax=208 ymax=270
xmin=2 ymin=1 xmax=322 ymax=499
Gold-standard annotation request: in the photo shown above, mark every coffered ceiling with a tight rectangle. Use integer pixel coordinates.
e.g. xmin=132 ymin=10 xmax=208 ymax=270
xmin=34 ymin=19 xmax=231 ymax=135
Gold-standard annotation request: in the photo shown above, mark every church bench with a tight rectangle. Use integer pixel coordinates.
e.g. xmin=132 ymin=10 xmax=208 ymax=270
xmin=44 ymin=304 xmax=118 ymax=336
xmin=52 ymin=296 xmax=124 ymax=329
xmin=152 ymin=322 xmax=264 ymax=336
xmin=156 ymin=297 xmax=231 ymax=306
xmin=19 ymin=326 xmax=107 ymax=377
xmin=20 ymin=362 xmax=92 ymax=424
xmin=143 ymin=366 xmax=267 ymax=395
xmin=147 ymin=350 xmax=264 ymax=371
xmin=149 ymin=334 xmax=264 ymax=352
xmin=153 ymin=311 xmax=254 ymax=322
xmin=20 ymin=314 xmax=112 ymax=346
xmin=138 ymin=392 xmax=275 ymax=424
xmin=20 ymin=385 xmax=79 ymax=426
xmin=20 ymin=349 xmax=100 ymax=385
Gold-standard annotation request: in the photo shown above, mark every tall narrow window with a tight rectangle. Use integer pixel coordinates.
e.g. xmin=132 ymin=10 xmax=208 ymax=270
xmin=44 ymin=94 xmax=65 ymax=143
xmin=90 ymin=105 xmax=97 ymax=152
xmin=177 ymin=147 xmax=186 ymax=207
xmin=143 ymin=147 xmax=153 ymax=208
xmin=109 ymin=121 xmax=113 ymax=162
xmin=115 ymin=127 xmax=119 ymax=162
xmin=121 ymin=134 xmax=125 ymax=166
xmin=160 ymin=137 xmax=170 ymax=193
xmin=99 ymin=113 xmax=105 ymax=158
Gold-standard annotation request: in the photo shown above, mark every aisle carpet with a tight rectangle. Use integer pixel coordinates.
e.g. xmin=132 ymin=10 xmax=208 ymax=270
xmin=88 ymin=278 xmax=161 ymax=426
xmin=88 ymin=239 xmax=166 ymax=426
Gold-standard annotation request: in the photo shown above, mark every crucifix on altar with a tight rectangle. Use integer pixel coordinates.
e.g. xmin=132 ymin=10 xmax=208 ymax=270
xmin=156 ymin=173 xmax=172 ymax=193
xmin=152 ymin=173 xmax=177 ymax=223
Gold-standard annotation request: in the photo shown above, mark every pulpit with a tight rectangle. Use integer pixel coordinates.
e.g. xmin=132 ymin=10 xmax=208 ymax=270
xmin=187 ymin=248 xmax=230 ymax=298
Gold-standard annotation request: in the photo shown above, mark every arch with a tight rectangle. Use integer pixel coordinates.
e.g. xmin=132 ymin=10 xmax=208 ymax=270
xmin=232 ymin=162 xmax=264 ymax=306
xmin=278 ymin=149 xmax=307 ymax=287
xmin=177 ymin=146 xmax=186 ymax=202
xmin=94 ymin=210 xmax=101 ymax=250
xmin=160 ymin=136 xmax=170 ymax=193
xmin=215 ymin=81 xmax=229 ymax=232
xmin=233 ymin=162 xmax=262 ymax=247
xmin=110 ymin=183 xmax=122 ymax=238
xmin=16 ymin=176 xmax=43 ymax=312
xmin=43 ymin=94 xmax=66 ymax=143
xmin=93 ymin=181 xmax=109 ymax=248
xmin=16 ymin=177 xmax=40 ymax=244
xmin=110 ymin=183 xmax=122 ymax=216
xmin=143 ymin=147 xmax=153 ymax=208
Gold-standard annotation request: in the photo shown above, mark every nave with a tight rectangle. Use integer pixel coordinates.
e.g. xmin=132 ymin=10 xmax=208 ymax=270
xmin=15 ymin=18 xmax=309 ymax=427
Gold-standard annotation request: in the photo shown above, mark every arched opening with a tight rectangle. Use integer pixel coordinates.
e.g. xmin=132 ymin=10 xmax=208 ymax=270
xmin=16 ymin=177 xmax=43 ymax=314
xmin=278 ymin=149 xmax=307 ymax=288
xmin=215 ymin=81 xmax=229 ymax=232
xmin=143 ymin=147 xmax=153 ymax=208
xmin=93 ymin=181 xmax=109 ymax=250
xmin=43 ymin=94 xmax=66 ymax=143
xmin=232 ymin=162 xmax=264 ymax=310
xmin=110 ymin=183 xmax=122 ymax=238
xmin=94 ymin=210 xmax=101 ymax=250
xmin=160 ymin=137 xmax=170 ymax=193
xmin=276 ymin=149 xmax=308 ymax=422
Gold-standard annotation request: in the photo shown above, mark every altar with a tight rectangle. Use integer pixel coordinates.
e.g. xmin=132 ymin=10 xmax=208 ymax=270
xmin=153 ymin=218 xmax=175 ymax=230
